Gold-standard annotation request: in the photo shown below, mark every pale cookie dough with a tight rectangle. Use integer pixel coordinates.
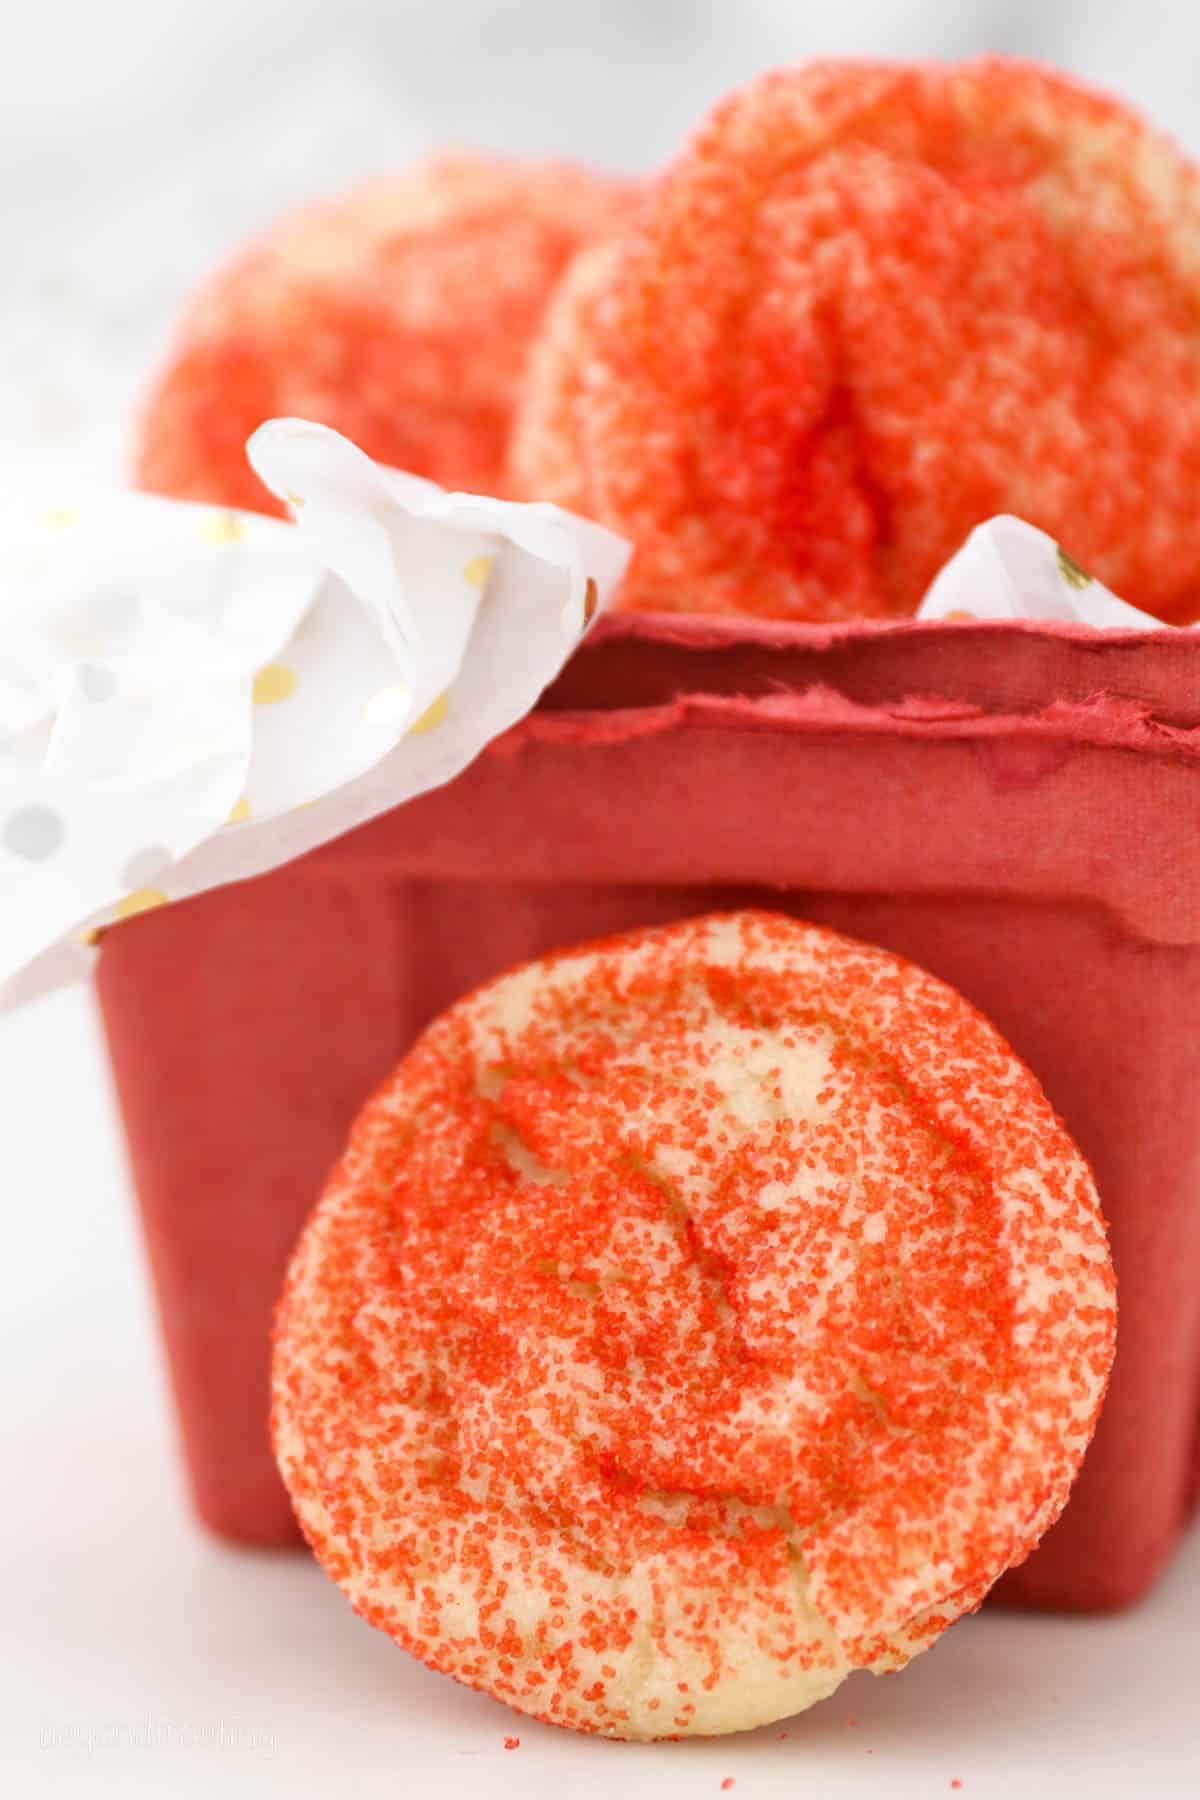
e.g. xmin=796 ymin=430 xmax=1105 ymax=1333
xmin=273 ymin=911 xmax=1116 ymax=1739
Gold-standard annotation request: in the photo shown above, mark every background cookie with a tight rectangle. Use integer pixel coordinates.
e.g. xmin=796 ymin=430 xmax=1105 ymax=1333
xmin=511 ymin=59 xmax=1200 ymax=622
xmin=137 ymin=152 xmax=636 ymax=513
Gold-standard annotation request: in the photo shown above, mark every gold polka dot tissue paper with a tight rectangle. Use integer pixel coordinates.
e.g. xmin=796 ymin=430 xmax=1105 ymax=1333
xmin=916 ymin=514 xmax=1191 ymax=627
xmin=0 ymin=421 xmax=630 ymax=1009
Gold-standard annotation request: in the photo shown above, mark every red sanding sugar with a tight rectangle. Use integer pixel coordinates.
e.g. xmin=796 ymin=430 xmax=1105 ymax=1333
xmin=137 ymin=154 xmax=635 ymax=515
xmin=272 ymin=913 xmax=1114 ymax=1738
xmin=512 ymin=59 xmax=1200 ymax=623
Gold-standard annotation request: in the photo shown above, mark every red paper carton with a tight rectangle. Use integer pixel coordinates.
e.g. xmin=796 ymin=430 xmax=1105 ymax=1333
xmin=96 ymin=612 xmax=1200 ymax=1610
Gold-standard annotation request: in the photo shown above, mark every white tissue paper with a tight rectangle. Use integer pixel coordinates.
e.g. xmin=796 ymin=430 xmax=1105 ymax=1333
xmin=916 ymin=513 xmax=1181 ymax=628
xmin=0 ymin=420 xmax=630 ymax=1011
xmin=0 ymin=482 xmax=1181 ymax=1014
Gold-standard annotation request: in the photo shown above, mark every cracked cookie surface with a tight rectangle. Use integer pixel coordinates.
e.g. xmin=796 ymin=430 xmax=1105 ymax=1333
xmin=272 ymin=910 xmax=1115 ymax=1738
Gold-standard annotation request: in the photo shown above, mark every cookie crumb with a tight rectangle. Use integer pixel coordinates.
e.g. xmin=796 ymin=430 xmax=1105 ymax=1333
xmin=504 ymin=1736 xmax=520 ymax=1750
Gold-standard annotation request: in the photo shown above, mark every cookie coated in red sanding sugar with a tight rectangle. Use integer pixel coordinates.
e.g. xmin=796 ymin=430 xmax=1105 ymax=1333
xmin=511 ymin=58 xmax=1200 ymax=624
xmin=136 ymin=153 xmax=636 ymax=515
xmin=272 ymin=911 xmax=1115 ymax=1739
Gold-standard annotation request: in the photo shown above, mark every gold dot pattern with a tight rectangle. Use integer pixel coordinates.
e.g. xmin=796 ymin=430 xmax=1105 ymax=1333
xmin=463 ymin=555 xmax=495 ymax=588
xmin=409 ymin=691 xmax=449 ymax=734
xmin=114 ymin=888 xmax=168 ymax=921
xmin=200 ymin=511 xmax=246 ymax=546
xmin=9 ymin=451 xmax=617 ymax=993
xmin=1056 ymin=546 xmax=1094 ymax=590
xmin=253 ymin=664 xmax=298 ymax=705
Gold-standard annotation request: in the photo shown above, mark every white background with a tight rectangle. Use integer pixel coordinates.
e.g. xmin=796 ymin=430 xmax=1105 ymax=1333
xmin=3 ymin=3 xmax=1200 ymax=1794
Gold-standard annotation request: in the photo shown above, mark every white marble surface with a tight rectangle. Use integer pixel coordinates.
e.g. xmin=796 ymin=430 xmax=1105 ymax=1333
xmin=4 ymin=5 xmax=1200 ymax=1795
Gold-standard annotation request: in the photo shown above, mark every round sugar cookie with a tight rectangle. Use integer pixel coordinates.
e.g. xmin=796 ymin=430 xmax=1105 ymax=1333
xmin=510 ymin=58 xmax=1200 ymax=623
xmin=137 ymin=153 xmax=636 ymax=514
xmin=272 ymin=911 xmax=1115 ymax=1739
